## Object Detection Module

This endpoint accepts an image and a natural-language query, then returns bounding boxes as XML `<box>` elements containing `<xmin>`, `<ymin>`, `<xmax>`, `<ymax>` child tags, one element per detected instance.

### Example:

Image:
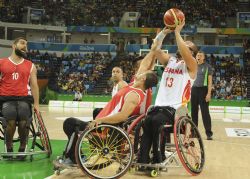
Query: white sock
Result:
<box><xmin>154</xmin><ymin>30</ymin><xmax>166</xmax><ymax>49</ymax></box>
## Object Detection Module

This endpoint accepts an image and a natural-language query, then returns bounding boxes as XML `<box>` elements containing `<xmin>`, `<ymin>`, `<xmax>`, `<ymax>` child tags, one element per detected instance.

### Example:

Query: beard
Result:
<box><xmin>15</xmin><ymin>48</ymin><xmax>27</xmax><ymax>58</ymax></box>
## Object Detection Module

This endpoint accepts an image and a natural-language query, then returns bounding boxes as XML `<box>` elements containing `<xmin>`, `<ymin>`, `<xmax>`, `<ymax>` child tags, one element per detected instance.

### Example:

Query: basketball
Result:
<box><xmin>163</xmin><ymin>8</ymin><xmax>185</xmax><ymax>30</ymax></box>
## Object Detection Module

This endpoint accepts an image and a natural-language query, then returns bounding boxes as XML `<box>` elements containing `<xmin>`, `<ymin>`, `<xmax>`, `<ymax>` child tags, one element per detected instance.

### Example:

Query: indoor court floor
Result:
<box><xmin>1</xmin><ymin>105</ymin><xmax>250</xmax><ymax>179</ymax></box>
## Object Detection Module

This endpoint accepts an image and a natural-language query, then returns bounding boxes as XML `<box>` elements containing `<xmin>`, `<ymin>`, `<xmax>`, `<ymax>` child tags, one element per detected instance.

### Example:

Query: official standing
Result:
<box><xmin>191</xmin><ymin>51</ymin><xmax>213</xmax><ymax>140</ymax></box>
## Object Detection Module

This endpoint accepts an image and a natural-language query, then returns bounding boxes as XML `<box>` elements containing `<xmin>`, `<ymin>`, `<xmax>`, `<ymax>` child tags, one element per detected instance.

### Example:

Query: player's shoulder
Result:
<box><xmin>118</xmin><ymin>80</ymin><xmax>128</xmax><ymax>88</ymax></box>
<box><xmin>0</xmin><ymin>57</ymin><xmax>9</xmax><ymax>61</ymax></box>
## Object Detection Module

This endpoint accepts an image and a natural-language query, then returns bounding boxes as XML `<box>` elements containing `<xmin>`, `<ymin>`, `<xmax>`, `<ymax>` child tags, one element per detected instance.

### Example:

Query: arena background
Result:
<box><xmin>0</xmin><ymin>0</ymin><xmax>250</xmax><ymax>179</ymax></box>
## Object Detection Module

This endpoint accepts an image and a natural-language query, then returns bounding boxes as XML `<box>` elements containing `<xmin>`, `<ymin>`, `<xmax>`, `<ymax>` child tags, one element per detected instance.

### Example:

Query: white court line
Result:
<box><xmin>44</xmin><ymin>169</ymin><xmax>68</xmax><ymax>179</ymax></box>
<box><xmin>211</xmin><ymin>139</ymin><xmax>250</xmax><ymax>147</ymax></box>
<box><xmin>223</xmin><ymin>118</ymin><xmax>250</xmax><ymax>123</ymax></box>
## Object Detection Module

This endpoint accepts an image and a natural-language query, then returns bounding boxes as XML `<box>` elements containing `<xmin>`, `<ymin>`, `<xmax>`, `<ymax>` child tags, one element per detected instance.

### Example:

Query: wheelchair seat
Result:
<box><xmin>0</xmin><ymin>109</ymin><xmax>52</xmax><ymax>161</ymax></box>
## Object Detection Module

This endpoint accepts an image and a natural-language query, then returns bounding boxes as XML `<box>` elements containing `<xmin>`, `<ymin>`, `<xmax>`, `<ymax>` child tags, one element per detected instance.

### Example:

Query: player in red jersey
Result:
<box><xmin>0</xmin><ymin>37</ymin><xmax>39</xmax><ymax>158</ymax></box>
<box><xmin>62</xmin><ymin>43</ymin><xmax>159</xmax><ymax>164</ymax></box>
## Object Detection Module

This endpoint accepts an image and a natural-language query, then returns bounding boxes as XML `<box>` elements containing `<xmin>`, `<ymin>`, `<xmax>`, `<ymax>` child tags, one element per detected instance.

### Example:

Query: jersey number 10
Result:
<box><xmin>12</xmin><ymin>72</ymin><xmax>19</xmax><ymax>80</ymax></box>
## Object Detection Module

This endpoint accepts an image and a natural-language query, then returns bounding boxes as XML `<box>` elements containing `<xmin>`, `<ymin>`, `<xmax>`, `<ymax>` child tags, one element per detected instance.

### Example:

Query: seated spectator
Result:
<box><xmin>73</xmin><ymin>90</ymin><xmax>82</xmax><ymax>101</ymax></box>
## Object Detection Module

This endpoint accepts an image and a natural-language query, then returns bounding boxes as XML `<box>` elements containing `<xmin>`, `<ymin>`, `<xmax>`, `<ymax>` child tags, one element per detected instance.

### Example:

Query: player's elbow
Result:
<box><xmin>119</xmin><ymin>112</ymin><xmax>131</xmax><ymax>122</ymax></box>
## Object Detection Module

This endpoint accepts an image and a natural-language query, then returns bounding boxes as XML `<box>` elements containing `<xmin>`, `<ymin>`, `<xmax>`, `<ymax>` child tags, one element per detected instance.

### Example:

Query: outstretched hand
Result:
<box><xmin>175</xmin><ymin>19</ymin><xmax>185</xmax><ymax>34</ymax></box>
<box><xmin>162</xmin><ymin>27</ymin><xmax>173</xmax><ymax>34</ymax></box>
<box><xmin>87</xmin><ymin>120</ymin><xmax>100</xmax><ymax>129</ymax></box>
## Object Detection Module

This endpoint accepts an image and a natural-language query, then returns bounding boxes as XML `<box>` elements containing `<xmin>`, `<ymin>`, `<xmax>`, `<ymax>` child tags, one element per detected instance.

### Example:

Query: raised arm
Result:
<box><xmin>175</xmin><ymin>20</ymin><xmax>197</xmax><ymax>79</ymax></box>
<box><xmin>136</xmin><ymin>28</ymin><xmax>173</xmax><ymax>74</ymax></box>
<box><xmin>153</xmin><ymin>28</ymin><xmax>172</xmax><ymax>66</ymax></box>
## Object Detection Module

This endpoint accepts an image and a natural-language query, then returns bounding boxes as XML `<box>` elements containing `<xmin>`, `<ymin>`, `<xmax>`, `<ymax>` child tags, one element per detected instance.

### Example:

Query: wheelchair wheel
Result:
<box><xmin>127</xmin><ymin>114</ymin><xmax>145</xmax><ymax>156</ymax></box>
<box><xmin>75</xmin><ymin>124</ymin><xmax>133</xmax><ymax>179</ymax></box>
<box><xmin>174</xmin><ymin>116</ymin><xmax>205</xmax><ymax>175</ymax></box>
<box><xmin>34</xmin><ymin>109</ymin><xmax>52</xmax><ymax>157</ymax></box>
<box><xmin>0</xmin><ymin>121</ymin><xmax>4</xmax><ymax>141</ymax></box>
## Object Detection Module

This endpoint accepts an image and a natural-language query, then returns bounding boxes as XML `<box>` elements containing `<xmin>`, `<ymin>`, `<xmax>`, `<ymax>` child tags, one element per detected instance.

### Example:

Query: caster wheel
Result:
<box><xmin>55</xmin><ymin>170</ymin><xmax>60</xmax><ymax>175</ymax></box>
<box><xmin>151</xmin><ymin>170</ymin><xmax>158</xmax><ymax>177</ymax></box>
<box><xmin>195</xmin><ymin>163</ymin><xmax>200</xmax><ymax>169</ymax></box>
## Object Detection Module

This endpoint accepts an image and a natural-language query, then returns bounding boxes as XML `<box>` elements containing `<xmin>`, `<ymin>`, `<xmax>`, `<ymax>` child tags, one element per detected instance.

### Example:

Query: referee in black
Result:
<box><xmin>191</xmin><ymin>51</ymin><xmax>213</xmax><ymax>140</ymax></box>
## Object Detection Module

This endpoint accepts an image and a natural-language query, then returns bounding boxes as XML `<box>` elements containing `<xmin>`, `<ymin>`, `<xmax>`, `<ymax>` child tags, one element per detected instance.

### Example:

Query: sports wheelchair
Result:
<box><xmin>0</xmin><ymin>109</ymin><xmax>52</xmax><ymax>161</ymax></box>
<box><xmin>56</xmin><ymin>106</ymin><xmax>205</xmax><ymax>178</ymax></box>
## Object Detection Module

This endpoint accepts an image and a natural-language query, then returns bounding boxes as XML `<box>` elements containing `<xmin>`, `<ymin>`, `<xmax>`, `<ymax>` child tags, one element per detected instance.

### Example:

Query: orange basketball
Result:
<box><xmin>163</xmin><ymin>8</ymin><xmax>185</xmax><ymax>30</ymax></box>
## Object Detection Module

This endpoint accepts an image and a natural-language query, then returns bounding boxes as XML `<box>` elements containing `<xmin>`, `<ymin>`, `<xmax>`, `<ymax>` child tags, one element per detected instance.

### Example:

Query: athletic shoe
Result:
<box><xmin>2</xmin><ymin>148</ymin><xmax>13</xmax><ymax>159</ymax></box>
<box><xmin>59</xmin><ymin>158</ymin><xmax>74</xmax><ymax>165</ymax></box>
<box><xmin>16</xmin><ymin>148</ymin><xmax>27</xmax><ymax>161</ymax></box>
<box><xmin>207</xmin><ymin>136</ymin><xmax>213</xmax><ymax>140</ymax></box>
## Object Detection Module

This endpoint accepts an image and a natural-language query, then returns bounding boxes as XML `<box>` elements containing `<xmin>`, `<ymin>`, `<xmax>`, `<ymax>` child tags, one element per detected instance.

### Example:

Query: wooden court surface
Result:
<box><xmin>41</xmin><ymin>106</ymin><xmax>250</xmax><ymax>179</ymax></box>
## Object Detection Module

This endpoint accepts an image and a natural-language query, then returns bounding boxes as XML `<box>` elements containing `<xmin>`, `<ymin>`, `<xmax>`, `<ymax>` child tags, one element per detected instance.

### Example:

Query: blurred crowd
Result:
<box><xmin>29</xmin><ymin>50</ymin><xmax>247</xmax><ymax>100</ymax></box>
<box><xmin>204</xmin><ymin>53</ymin><xmax>246</xmax><ymax>100</ymax></box>
<box><xmin>28</xmin><ymin>51</ymin><xmax>113</xmax><ymax>95</ymax></box>
<box><xmin>0</xmin><ymin>0</ymin><xmax>243</xmax><ymax>28</ymax></box>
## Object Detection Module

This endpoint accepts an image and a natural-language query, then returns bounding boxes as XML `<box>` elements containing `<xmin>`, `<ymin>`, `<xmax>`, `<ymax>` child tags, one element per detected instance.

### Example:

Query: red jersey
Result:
<box><xmin>0</xmin><ymin>57</ymin><xmax>33</xmax><ymax>96</ymax></box>
<box><xmin>130</xmin><ymin>76</ymin><xmax>152</xmax><ymax>114</ymax></box>
<box><xmin>96</xmin><ymin>86</ymin><xmax>145</xmax><ymax>119</ymax></box>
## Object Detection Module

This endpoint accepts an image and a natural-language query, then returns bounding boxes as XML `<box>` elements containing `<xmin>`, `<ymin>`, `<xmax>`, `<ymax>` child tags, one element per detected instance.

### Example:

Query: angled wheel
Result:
<box><xmin>0</xmin><ymin>121</ymin><xmax>4</xmax><ymax>141</ymax></box>
<box><xmin>127</xmin><ymin>114</ymin><xmax>145</xmax><ymax>156</ymax></box>
<box><xmin>33</xmin><ymin>109</ymin><xmax>52</xmax><ymax>157</ymax></box>
<box><xmin>174</xmin><ymin>116</ymin><xmax>205</xmax><ymax>175</ymax></box>
<box><xmin>75</xmin><ymin>124</ymin><xmax>133</xmax><ymax>179</ymax></box>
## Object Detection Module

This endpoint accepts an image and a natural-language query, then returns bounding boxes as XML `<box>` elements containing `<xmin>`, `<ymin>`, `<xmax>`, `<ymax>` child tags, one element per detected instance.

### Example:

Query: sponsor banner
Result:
<box><xmin>94</xmin><ymin>102</ymin><xmax>108</xmax><ymax>108</ymax></box>
<box><xmin>209</xmin><ymin>106</ymin><xmax>225</xmax><ymax>113</ymax></box>
<box><xmin>28</xmin><ymin>42</ymin><xmax>116</xmax><ymax>52</ymax></box>
<box><xmin>64</xmin><ymin>101</ymin><xmax>79</xmax><ymax>108</ymax></box>
<box><xmin>225</xmin><ymin>128</ymin><xmax>250</xmax><ymax>138</ymax></box>
<box><xmin>242</xmin><ymin>107</ymin><xmax>250</xmax><ymax>114</ymax></box>
<box><xmin>126</xmin><ymin>44</ymin><xmax>243</xmax><ymax>54</ymax></box>
<box><xmin>67</xmin><ymin>26</ymin><xmax>197</xmax><ymax>34</ymax></box>
<box><xmin>49</xmin><ymin>100</ymin><xmax>64</xmax><ymax>107</ymax></box>
<box><xmin>79</xmin><ymin>102</ymin><xmax>94</xmax><ymax>108</ymax></box>
<box><xmin>225</xmin><ymin>106</ymin><xmax>241</xmax><ymax>114</ymax></box>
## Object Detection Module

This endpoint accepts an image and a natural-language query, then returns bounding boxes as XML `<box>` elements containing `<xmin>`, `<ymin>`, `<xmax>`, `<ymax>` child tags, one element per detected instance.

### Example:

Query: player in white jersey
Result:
<box><xmin>111</xmin><ymin>66</ymin><xmax>127</xmax><ymax>97</ymax></box>
<box><xmin>138</xmin><ymin>20</ymin><xmax>198</xmax><ymax>165</ymax></box>
<box><xmin>92</xmin><ymin>67</ymin><xmax>128</xmax><ymax>119</ymax></box>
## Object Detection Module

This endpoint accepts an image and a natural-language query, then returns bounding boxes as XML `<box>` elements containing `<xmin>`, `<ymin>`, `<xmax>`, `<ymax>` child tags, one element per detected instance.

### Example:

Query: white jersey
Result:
<box><xmin>112</xmin><ymin>84</ymin><xmax>119</xmax><ymax>97</ymax></box>
<box><xmin>155</xmin><ymin>56</ymin><xmax>194</xmax><ymax>109</ymax></box>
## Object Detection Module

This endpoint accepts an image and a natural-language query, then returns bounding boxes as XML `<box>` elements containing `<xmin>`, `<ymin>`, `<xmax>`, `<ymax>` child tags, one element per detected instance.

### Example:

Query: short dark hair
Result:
<box><xmin>13</xmin><ymin>37</ymin><xmax>27</xmax><ymax>45</ymax></box>
<box><xmin>197</xmin><ymin>50</ymin><xmax>205</xmax><ymax>55</ymax></box>
<box><xmin>144</xmin><ymin>71</ymin><xmax>158</xmax><ymax>89</ymax></box>
<box><xmin>185</xmin><ymin>41</ymin><xmax>198</xmax><ymax>57</ymax></box>
<box><xmin>113</xmin><ymin>66</ymin><xmax>123</xmax><ymax>72</ymax></box>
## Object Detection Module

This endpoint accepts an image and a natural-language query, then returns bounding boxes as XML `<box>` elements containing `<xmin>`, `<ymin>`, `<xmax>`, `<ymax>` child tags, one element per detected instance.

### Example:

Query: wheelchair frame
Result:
<box><xmin>54</xmin><ymin>106</ymin><xmax>205</xmax><ymax>178</ymax></box>
<box><xmin>0</xmin><ymin>109</ymin><xmax>52</xmax><ymax>161</ymax></box>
